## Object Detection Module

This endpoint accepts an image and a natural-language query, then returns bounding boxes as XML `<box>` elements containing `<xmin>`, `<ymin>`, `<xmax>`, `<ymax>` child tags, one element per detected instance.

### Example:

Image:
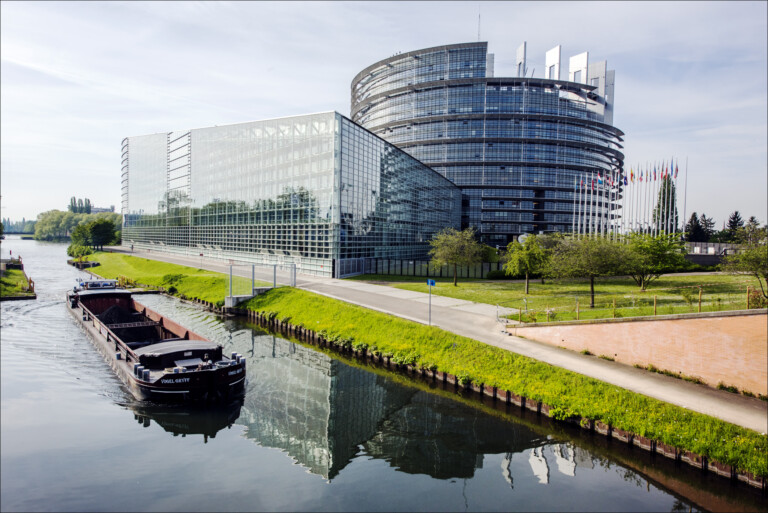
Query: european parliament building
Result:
<box><xmin>121</xmin><ymin>112</ymin><xmax>461</xmax><ymax>277</ymax></box>
<box><xmin>351</xmin><ymin>42</ymin><xmax>625</xmax><ymax>246</ymax></box>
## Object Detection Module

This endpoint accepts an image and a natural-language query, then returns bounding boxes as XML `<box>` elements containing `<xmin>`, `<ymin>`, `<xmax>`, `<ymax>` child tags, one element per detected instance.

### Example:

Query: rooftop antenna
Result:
<box><xmin>477</xmin><ymin>4</ymin><xmax>481</xmax><ymax>41</ymax></box>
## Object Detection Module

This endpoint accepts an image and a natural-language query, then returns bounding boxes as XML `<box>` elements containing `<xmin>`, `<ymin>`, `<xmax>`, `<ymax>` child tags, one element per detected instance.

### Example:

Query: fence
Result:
<box><xmin>226</xmin><ymin>264</ymin><xmax>297</xmax><ymax>298</ymax></box>
<box><xmin>337</xmin><ymin>258</ymin><xmax>502</xmax><ymax>279</ymax></box>
<box><xmin>500</xmin><ymin>281</ymin><xmax>765</xmax><ymax>324</ymax></box>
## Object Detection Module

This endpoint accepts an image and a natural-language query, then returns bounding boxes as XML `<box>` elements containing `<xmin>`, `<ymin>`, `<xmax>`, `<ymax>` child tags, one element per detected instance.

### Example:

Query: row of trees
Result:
<box><xmin>429</xmin><ymin>225</ymin><xmax>767</xmax><ymax>307</ymax></box>
<box><xmin>1</xmin><ymin>217</ymin><xmax>36</xmax><ymax>234</ymax></box>
<box><xmin>66</xmin><ymin>218</ymin><xmax>119</xmax><ymax>261</ymax></box>
<box><xmin>34</xmin><ymin>210</ymin><xmax>121</xmax><ymax>242</ymax></box>
<box><xmin>684</xmin><ymin>210</ymin><xmax>761</xmax><ymax>243</ymax></box>
<box><xmin>68</xmin><ymin>197</ymin><xmax>92</xmax><ymax>214</ymax></box>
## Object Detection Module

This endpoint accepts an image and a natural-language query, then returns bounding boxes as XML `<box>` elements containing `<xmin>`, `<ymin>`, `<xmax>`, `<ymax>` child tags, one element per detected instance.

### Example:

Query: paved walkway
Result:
<box><xmin>107</xmin><ymin>247</ymin><xmax>768</xmax><ymax>433</ymax></box>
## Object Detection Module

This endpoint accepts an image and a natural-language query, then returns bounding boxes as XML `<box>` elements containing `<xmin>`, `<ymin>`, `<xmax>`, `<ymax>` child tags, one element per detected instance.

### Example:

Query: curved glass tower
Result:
<box><xmin>351</xmin><ymin>42</ymin><xmax>625</xmax><ymax>246</ymax></box>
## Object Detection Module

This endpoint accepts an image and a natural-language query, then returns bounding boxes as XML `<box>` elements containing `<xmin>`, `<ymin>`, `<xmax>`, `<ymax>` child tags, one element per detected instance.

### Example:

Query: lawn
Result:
<box><xmin>0</xmin><ymin>269</ymin><xmax>34</xmax><ymax>298</ymax></box>
<box><xmin>88</xmin><ymin>252</ymin><xmax>272</xmax><ymax>303</ymax></box>
<box><xmin>352</xmin><ymin>273</ymin><xmax>765</xmax><ymax>321</ymax></box>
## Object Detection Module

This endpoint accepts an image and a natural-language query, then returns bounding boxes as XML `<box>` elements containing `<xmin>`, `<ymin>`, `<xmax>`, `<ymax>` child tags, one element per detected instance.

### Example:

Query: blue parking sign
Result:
<box><xmin>427</xmin><ymin>279</ymin><xmax>436</xmax><ymax>287</ymax></box>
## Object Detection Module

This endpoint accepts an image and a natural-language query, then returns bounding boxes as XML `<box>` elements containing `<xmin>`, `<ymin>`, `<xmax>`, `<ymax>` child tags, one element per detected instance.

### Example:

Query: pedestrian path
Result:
<box><xmin>110</xmin><ymin>246</ymin><xmax>768</xmax><ymax>433</ymax></box>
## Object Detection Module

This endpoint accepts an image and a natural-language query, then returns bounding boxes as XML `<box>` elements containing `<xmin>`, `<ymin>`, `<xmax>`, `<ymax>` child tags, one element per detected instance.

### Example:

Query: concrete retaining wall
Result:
<box><xmin>508</xmin><ymin>311</ymin><xmax>768</xmax><ymax>395</ymax></box>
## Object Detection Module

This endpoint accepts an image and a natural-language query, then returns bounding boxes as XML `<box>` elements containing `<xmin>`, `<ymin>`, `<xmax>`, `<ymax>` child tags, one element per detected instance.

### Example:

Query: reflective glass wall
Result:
<box><xmin>122</xmin><ymin>112</ymin><xmax>460</xmax><ymax>277</ymax></box>
<box><xmin>351</xmin><ymin>42</ymin><xmax>625</xmax><ymax>246</ymax></box>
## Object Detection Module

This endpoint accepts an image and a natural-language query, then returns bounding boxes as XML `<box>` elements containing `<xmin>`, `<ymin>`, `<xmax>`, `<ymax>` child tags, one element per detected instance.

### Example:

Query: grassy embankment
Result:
<box><xmin>351</xmin><ymin>273</ymin><xmax>765</xmax><ymax>321</ymax></box>
<box><xmin>88</xmin><ymin>252</ymin><xmax>271</xmax><ymax>304</ymax></box>
<box><xmin>88</xmin><ymin>252</ymin><xmax>767</xmax><ymax>477</ymax></box>
<box><xmin>0</xmin><ymin>269</ymin><xmax>34</xmax><ymax>298</ymax></box>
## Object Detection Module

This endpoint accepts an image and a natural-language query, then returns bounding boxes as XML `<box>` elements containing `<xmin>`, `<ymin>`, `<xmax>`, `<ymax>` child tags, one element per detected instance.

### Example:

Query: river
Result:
<box><xmin>1</xmin><ymin>237</ymin><xmax>764</xmax><ymax>512</ymax></box>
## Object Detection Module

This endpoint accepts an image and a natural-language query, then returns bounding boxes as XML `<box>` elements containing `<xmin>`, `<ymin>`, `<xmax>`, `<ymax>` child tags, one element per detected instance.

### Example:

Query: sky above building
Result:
<box><xmin>1</xmin><ymin>1</ymin><xmax>766</xmax><ymax>227</ymax></box>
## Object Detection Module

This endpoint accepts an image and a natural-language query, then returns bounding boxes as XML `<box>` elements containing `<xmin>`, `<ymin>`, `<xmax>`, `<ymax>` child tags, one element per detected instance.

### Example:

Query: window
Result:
<box><xmin>548</xmin><ymin>65</ymin><xmax>556</xmax><ymax>79</ymax></box>
<box><xmin>591</xmin><ymin>77</ymin><xmax>600</xmax><ymax>87</ymax></box>
<box><xmin>573</xmin><ymin>70</ymin><xmax>582</xmax><ymax>83</ymax></box>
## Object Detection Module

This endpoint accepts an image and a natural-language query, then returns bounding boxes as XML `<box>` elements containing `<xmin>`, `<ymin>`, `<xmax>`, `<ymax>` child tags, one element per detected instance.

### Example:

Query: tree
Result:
<box><xmin>546</xmin><ymin>235</ymin><xmax>634</xmax><ymax>308</ymax></box>
<box><xmin>84</xmin><ymin>198</ymin><xmax>92</xmax><ymax>214</ymax></box>
<box><xmin>429</xmin><ymin>227</ymin><xmax>483</xmax><ymax>286</ymax></box>
<box><xmin>722</xmin><ymin>227</ymin><xmax>768</xmax><ymax>299</ymax></box>
<box><xmin>684</xmin><ymin>213</ymin><xmax>706</xmax><ymax>242</ymax></box>
<box><xmin>0</xmin><ymin>221</ymin><xmax>4</xmax><ymax>238</ymax></box>
<box><xmin>626</xmin><ymin>232</ymin><xmax>687</xmax><ymax>290</ymax></box>
<box><xmin>727</xmin><ymin>211</ymin><xmax>744</xmax><ymax>233</ymax></box>
<box><xmin>652</xmin><ymin>176</ymin><xmax>679</xmax><ymax>233</ymax></box>
<box><xmin>503</xmin><ymin>235</ymin><xmax>547</xmax><ymax>294</ymax></box>
<box><xmin>88</xmin><ymin>218</ymin><xmax>116</xmax><ymax>251</ymax></box>
<box><xmin>68</xmin><ymin>197</ymin><xmax>77</xmax><ymax>213</ymax></box>
<box><xmin>699</xmin><ymin>213</ymin><xmax>716</xmax><ymax>241</ymax></box>
<box><xmin>70</xmin><ymin>224</ymin><xmax>91</xmax><ymax>247</ymax></box>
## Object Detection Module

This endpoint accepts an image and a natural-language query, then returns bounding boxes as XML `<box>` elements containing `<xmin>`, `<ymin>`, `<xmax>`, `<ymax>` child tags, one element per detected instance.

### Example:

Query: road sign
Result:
<box><xmin>427</xmin><ymin>279</ymin><xmax>436</xmax><ymax>287</ymax></box>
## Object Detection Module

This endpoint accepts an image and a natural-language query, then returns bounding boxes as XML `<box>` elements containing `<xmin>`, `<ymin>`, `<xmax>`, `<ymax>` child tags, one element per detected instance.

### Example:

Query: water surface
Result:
<box><xmin>1</xmin><ymin>237</ymin><xmax>764</xmax><ymax>512</ymax></box>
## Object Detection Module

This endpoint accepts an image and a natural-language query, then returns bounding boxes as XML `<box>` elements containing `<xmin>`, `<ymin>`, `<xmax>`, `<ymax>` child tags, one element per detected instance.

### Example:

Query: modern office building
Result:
<box><xmin>351</xmin><ymin>42</ymin><xmax>625</xmax><ymax>246</ymax></box>
<box><xmin>121</xmin><ymin>112</ymin><xmax>461</xmax><ymax>277</ymax></box>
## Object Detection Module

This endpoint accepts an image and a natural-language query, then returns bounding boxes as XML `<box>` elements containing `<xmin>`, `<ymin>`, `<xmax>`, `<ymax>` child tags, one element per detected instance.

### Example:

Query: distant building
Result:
<box><xmin>121</xmin><ymin>112</ymin><xmax>460</xmax><ymax>277</ymax></box>
<box><xmin>91</xmin><ymin>206</ymin><xmax>115</xmax><ymax>214</ymax></box>
<box><xmin>351</xmin><ymin>42</ymin><xmax>625</xmax><ymax>245</ymax></box>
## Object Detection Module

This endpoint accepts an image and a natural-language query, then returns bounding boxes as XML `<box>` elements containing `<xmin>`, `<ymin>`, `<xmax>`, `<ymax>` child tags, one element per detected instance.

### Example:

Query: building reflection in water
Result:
<box><xmin>230</xmin><ymin>329</ymin><xmax>605</xmax><ymax>483</ymax></box>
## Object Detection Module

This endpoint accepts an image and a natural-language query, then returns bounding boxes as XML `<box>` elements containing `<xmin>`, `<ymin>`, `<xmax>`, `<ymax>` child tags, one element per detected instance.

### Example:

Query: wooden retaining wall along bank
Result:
<box><xmin>508</xmin><ymin>310</ymin><xmax>768</xmax><ymax>396</ymax></box>
<box><xmin>238</xmin><ymin>307</ymin><xmax>765</xmax><ymax>490</ymax></box>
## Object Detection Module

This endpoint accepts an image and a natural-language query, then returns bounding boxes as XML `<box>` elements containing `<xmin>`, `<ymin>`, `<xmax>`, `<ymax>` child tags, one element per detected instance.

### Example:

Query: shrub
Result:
<box><xmin>486</xmin><ymin>270</ymin><xmax>516</xmax><ymax>280</ymax></box>
<box><xmin>580</xmin><ymin>349</ymin><xmax>593</xmax><ymax>356</ymax></box>
<box><xmin>598</xmin><ymin>354</ymin><xmax>614</xmax><ymax>361</ymax></box>
<box><xmin>748</xmin><ymin>289</ymin><xmax>768</xmax><ymax>309</ymax></box>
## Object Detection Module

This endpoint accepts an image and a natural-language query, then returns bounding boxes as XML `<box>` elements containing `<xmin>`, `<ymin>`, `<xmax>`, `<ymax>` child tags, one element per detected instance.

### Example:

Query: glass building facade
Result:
<box><xmin>121</xmin><ymin>112</ymin><xmax>461</xmax><ymax>277</ymax></box>
<box><xmin>351</xmin><ymin>42</ymin><xmax>625</xmax><ymax>246</ymax></box>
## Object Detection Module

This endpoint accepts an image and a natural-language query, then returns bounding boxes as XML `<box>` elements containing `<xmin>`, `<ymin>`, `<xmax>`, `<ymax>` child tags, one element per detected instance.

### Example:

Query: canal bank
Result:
<box><xmin>103</xmin><ymin>246</ymin><xmax>768</xmax><ymax>435</ymax></box>
<box><xmin>88</xmin><ymin>250</ymin><xmax>767</xmax><ymax>486</ymax></box>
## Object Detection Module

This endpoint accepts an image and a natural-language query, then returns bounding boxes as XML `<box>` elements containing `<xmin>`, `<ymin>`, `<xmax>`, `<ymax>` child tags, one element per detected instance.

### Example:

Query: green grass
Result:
<box><xmin>88</xmin><ymin>252</ymin><xmax>271</xmax><ymax>304</ymax></box>
<box><xmin>92</xmin><ymin>254</ymin><xmax>768</xmax><ymax>477</ymax></box>
<box><xmin>353</xmin><ymin>273</ymin><xmax>765</xmax><ymax>322</ymax></box>
<box><xmin>243</xmin><ymin>287</ymin><xmax>767</xmax><ymax>477</ymax></box>
<box><xmin>0</xmin><ymin>269</ymin><xmax>34</xmax><ymax>298</ymax></box>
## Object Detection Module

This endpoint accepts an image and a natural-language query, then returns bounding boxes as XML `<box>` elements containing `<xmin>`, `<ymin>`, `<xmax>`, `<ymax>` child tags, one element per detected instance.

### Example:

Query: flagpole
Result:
<box><xmin>682</xmin><ymin>156</ymin><xmax>689</xmax><ymax>240</ymax></box>
<box><xmin>572</xmin><ymin>176</ymin><xmax>577</xmax><ymax>235</ymax></box>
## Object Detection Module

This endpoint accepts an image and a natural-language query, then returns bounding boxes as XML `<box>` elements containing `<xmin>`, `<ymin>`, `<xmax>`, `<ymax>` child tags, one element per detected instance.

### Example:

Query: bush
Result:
<box><xmin>748</xmin><ymin>289</ymin><xmax>768</xmax><ymax>309</ymax></box>
<box><xmin>486</xmin><ymin>269</ymin><xmax>517</xmax><ymax>280</ymax></box>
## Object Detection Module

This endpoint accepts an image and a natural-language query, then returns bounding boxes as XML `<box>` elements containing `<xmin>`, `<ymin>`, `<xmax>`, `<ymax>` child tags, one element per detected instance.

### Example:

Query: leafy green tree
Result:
<box><xmin>88</xmin><ymin>218</ymin><xmax>116</xmax><ymax>250</ymax></box>
<box><xmin>626</xmin><ymin>232</ymin><xmax>687</xmax><ymax>290</ymax></box>
<box><xmin>0</xmin><ymin>221</ymin><xmax>4</xmax><ymax>238</ymax></box>
<box><xmin>722</xmin><ymin>227</ymin><xmax>768</xmax><ymax>299</ymax></box>
<box><xmin>503</xmin><ymin>235</ymin><xmax>547</xmax><ymax>294</ymax></box>
<box><xmin>84</xmin><ymin>198</ymin><xmax>91</xmax><ymax>214</ymax></box>
<box><xmin>546</xmin><ymin>235</ymin><xmax>634</xmax><ymax>308</ymax></box>
<box><xmin>429</xmin><ymin>227</ymin><xmax>483</xmax><ymax>286</ymax></box>
<box><xmin>68</xmin><ymin>197</ymin><xmax>77</xmax><ymax>213</ymax></box>
<box><xmin>70</xmin><ymin>224</ymin><xmax>91</xmax><ymax>247</ymax></box>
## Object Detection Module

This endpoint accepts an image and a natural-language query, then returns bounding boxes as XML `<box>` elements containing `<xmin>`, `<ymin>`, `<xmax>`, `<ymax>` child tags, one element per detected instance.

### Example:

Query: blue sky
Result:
<box><xmin>1</xmin><ymin>1</ymin><xmax>766</xmax><ymax>227</ymax></box>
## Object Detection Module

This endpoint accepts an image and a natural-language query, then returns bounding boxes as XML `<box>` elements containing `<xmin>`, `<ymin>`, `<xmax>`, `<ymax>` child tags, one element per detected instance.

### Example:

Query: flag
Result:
<box><xmin>591</xmin><ymin>179</ymin><xmax>595</xmax><ymax>190</ymax></box>
<box><xmin>630</xmin><ymin>168</ymin><xmax>634</xmax><ymax>182</ymax></box>
<box><xmin>597</xmin><ymin>174</ymin><xmax>603</xmax><ymax>185</ymax></box>
<box><xmin>623</xmin><ymin>175</ymin><xmax>628</xmax><ymax>185</ymax></box>
<box><xmin>674</xmin><ymin>162</ymin><xmax>679</xmax><ymax>179</ymax></box>
<box><xmin>653</xmin><ymin>166</ymin><xmax>657</xmax><ymax>181</ymax></box>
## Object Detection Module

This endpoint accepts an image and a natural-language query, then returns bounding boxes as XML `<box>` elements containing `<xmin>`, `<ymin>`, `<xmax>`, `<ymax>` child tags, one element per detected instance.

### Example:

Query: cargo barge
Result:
<box><xmin>67</xmin><ymin>280</ymin><xmax>246</xmax><ymax>403</ymax></box>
